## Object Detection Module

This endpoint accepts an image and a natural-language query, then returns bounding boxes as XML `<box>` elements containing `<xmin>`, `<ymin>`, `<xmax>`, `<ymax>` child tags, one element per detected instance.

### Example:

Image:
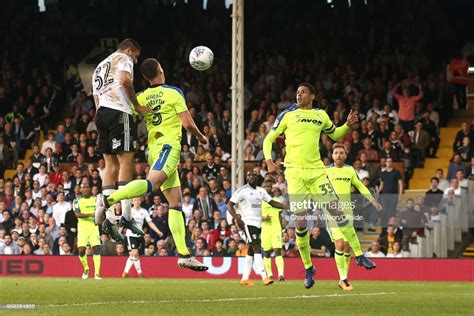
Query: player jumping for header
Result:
<box><xmin>263</xmin><ymin>83</ymin><xmax>374</xmax><ymax>289</ymax></box>
<box><xmin>96</xmin><ymin>58</ymin><xmax>208</xmax><ymax>271</ymax></box>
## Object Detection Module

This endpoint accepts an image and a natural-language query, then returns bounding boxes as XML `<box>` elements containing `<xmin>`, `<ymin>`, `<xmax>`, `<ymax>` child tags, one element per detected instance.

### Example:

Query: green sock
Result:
<box><xmin>335</xmin><ymin>251</ymin><xmax>347</xmax><ymax>281</ymax></box>
<box><xmin>295</xmin><ymin>228</ymin><xmax>312</xmax><ymax>269</ymax></box>
<box><xmin>108</xmin><ymin>180</ymin><xmax>151</xmax><ymax>205</ymax></box>
<box><xmin>339</xmin><ymin>226</ymin><xmax>363</xmax><ymax>256</ymax></box>
<box><xmin>169</xmin><ymin>208</ymin><xmax>190</xmax><ymax>256</ymax></box>
<box><xmin>93</xmin><ymin>255</ymin><xmax>101</xmax><ymax>276</ymax></box>
<box><xmin>264</xmin><ymin>256</ymin><xmax>273</xmax><ymax>277</ymax></box>
<box><xmin>79</xmin><ymin>255</ymin><xmax>89</xmax><ymax>271</ymax></box>
<box><xmin>344</xmin><ymin>253</ymin><xmax>351</xmax><ymax>277</ymax></box>
<box><xmin>275</xmin><ymin>255</ymin><xmax>284</xmax><ymax>277</ymax></box>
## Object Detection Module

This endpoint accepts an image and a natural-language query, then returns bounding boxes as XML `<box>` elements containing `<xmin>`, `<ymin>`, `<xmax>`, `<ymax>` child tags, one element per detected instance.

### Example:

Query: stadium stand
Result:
<box><xmin>0</xmin><ymin>0</ymin><xmax>473</xmax><ymax>260</ymax></box>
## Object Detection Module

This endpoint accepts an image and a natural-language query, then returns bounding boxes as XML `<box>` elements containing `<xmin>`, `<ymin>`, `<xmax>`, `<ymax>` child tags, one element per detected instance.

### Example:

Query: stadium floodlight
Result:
<box><xmin>38</xmin><ymin>0</ymin><xmax>46</xmax><ymax>12</ymax></box>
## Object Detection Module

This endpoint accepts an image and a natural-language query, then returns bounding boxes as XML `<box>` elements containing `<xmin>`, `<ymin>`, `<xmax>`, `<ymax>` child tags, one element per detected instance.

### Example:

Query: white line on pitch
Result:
<box><xmin>42</xmin><ymin>292</ymin><xmax>396</xmax><ymax>308</ymax></box>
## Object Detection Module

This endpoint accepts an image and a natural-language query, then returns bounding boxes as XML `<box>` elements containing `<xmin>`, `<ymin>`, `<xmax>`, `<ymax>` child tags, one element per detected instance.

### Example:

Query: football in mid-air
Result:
<box><xmin>189</xmin><ymin>46</ymin><xmax>214</xmax><ymax>71</ymax></box>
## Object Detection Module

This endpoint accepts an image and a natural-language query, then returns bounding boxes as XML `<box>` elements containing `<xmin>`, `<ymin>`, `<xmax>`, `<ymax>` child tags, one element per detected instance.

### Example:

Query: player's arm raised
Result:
<box><xmin>263</xmin><ymin>113</ymin><xmax>288</xmax><ymax>174</ymax></box>
<box><xmin>179</xmin><ymin>111</ymin><xmax>208</xmax><ymax>144</ymax></box>
<box><xmin>119</xmin><ymin>71</ymin><xmax>150</xmax><ymax>114</ymax></box>
<box><xmin>324</xmin><ymin>109</ymin><xmax>358</xmax><ymax>141</ymax></box>
<box><xmin>351</xmin><ymin>170</ymin><xmax>382</xmax><ymax>211</ymax></box>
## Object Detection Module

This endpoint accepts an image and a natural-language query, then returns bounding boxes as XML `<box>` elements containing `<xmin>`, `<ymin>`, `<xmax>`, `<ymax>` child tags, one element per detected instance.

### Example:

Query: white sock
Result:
<box><xmin>118</xmin><ymin>185</ymin><xmax>133</xmax><ymax>221</ymax></box>
<box><xmin>105</xmin><ymin>206</ymin><xmax>117</xmax><ymax>225</ymax></box>
<box><xmin>103</xmin><ymin>188</ymin><xmax>115</xmax><ymax>196</ymax></box>
<box><xmin>253</xmin><ymin>253</ymin><xmax>267</xmax><ymax>280</ymax></box>
<box><xmin>124</xmin><ymin>256</ymin><xmax>133</xmax><ymax>273</ymax></box>
<box><xmin>132</xmin><ymin>257</ymin><xmax>142</xmax><ymax>273</ymax></box>
<box><xmin>242</xmin><ymin>255</ymin><xmax>253</xmax><ymax>280</ymax></box>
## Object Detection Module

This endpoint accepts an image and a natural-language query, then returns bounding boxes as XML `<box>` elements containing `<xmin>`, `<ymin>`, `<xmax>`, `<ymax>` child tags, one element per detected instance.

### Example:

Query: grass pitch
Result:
<box><xmin>0</xmin><ymin>277</ymin><xmax>472</xmax><ymax>315</ymax></box>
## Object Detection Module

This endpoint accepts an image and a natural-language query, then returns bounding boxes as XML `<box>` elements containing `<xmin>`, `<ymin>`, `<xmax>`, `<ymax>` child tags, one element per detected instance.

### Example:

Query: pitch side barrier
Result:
<box><xmin>0</xmin><ymin>256</ymin><xmax>473</xmax><ymax>281</ymax></box>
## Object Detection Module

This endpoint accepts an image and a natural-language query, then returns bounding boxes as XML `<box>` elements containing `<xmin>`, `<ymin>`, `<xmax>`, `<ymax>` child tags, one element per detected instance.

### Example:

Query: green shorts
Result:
<box><xmin>285</xmin><ymin>167</ymin><xmax>339</xmax><ymax>214</ymax></box>
<box><xmin>327</xmin><ymin>227</ymin><xmax>348</xmax><ymax>242</ymax></box>
<box><xmin>78</xmin><ymin>227</ymin><xmax>101</xmax><ymax>247</ymax></box>
<box><xmin>148</xmin><ymin>142</ymin><xmax>181</xmax><ymax>191</ymax></box>
<box><xmin>261</xmin><ymin>225</ymin><xmax>283</xmax><ymax>251</ymax></box>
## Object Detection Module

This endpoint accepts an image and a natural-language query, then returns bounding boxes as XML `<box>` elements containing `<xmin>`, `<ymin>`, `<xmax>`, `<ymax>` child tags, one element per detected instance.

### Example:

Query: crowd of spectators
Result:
<box><xmin>0</xmin><ymin>0</ymin><xmax>473</xmax><ymax>258</ymax></box>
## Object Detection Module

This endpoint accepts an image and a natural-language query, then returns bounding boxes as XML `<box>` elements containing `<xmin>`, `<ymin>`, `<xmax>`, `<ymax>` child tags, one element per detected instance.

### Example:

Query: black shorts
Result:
<box><xmin>96</xmin><ymin>107</ymin><xmax>135</xmax><ymax>155</ymax></box>
<box><xmin>126</xmin><ymin>236</ymin><xmax>144</xmax><ymax>255</ymax></box>
<box><xmin>243</xmin><ymin>225</ymin><xmax>261</xmax><ymax>245</ymax></box>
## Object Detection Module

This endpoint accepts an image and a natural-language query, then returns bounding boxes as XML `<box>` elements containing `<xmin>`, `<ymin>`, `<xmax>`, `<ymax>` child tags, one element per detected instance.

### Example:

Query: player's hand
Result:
<box><xmin>346</xmin><ymin>109</ymin><xmax>358</xmax><ymax>127</ymax></box>
<box><xmin>135</xmin><ymin>104</ymin><xmax>153</xmax><ymax>114</ymax></box>
<box><xmin>372</xmin><ymin>201</ymin><xmax>383</xmax><ymax>211</ymax></box>
<box><xmin>262</xmin><ymin>215</ymin><xmax>272</xmax><ymax>222</ymax></box>
<box><xmin>266</xmin><ymin>160</ymin><xmax>281</xmax><ymax>175</ymax></box>
<box><xmin>198</xmin><ymin>134</ymin><xmax>208</xmax><ymax>145</ymax></box>
<box><xmin>235</xmin><ymin>215</ymin><xmax>245</xmax><ymax>230</ymax></box>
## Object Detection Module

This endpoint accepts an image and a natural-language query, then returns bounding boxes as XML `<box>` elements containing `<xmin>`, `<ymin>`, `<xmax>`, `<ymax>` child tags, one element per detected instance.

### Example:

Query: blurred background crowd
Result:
<box><xmin>0</xmin><ymin>0</ymin><xmax>473</xmax><ymax>258</ymax></box>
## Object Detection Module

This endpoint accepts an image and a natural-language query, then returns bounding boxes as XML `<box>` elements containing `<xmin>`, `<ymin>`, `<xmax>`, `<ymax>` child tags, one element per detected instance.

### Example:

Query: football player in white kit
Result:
<box><xmin>92</xmin><ymin>38</ymin><xmax>150</xmax><ymax>240</ymax></box>
<box><xmin>122</xmin><ymin>198</ymin><xmax>164</xmax><ymax>278</ymax></box>
<box><xmin>227</xmin><ymin>170</ymin><xmax>287</xmax><ymax>286</ymax></box>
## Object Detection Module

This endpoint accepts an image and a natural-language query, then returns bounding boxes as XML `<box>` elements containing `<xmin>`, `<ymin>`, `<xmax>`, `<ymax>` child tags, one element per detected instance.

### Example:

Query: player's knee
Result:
<box><xmin>264</xmin><ymin>250</ymin><xmax>272</xmax><ymax>258</ymax></box>
<box><xmin>335</xmin><ymin>239</ymin><xmax>345</xmax><ymax>251</ymax></box>
<box><xmin>274</xmin><ymin>248</ymin><xmax>282</xmax><ymax>256</ymax></box>
<box><xmin>79</xmin><ymin>249</ymin><xmax>86</xmax><ymax>256</ymax></box>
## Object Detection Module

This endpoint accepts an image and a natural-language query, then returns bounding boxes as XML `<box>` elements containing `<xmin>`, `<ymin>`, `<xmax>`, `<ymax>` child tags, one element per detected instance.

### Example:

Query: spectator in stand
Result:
<box><xmin>41</xmin><ymin>132</ymin><xmax>56</xmax><ymax>155</ymax></box>
<box><xmin>466</xmin><ymin>157</ymin><xmax>474</xmax><ymax>179</ymax></box>
<box><xmin>452</xmin><ymin>122</ymin><xmax>474</xmax><ymax>153</ymax></box>
<box><xmin>435</xmin><ymin>169</ymin><xmax>450</xmax><ymax>192</ymax></box>
<box><xmin>448</xmin><ymin>54</ymin><xmax>469</xmax><ymax>109</ymax></box>
<box><xmin>358</xmin><ymin>138</ymin><xmax>378</xmax><ymax>161</ymax></box>
<box><xmin>309</xmin><ymin>227</ymin><xmax>332</xmax><ymax>257</ymax></box>
<box><xmin>400</xmin><ymin>200</ymin><xmax>425</xmax><ymax>251</ymax></box>
<box><xmin>0</xmin><ymin>233</ymin><xmax>21</xmax><ymax>255</ymax></box>
<box><xmin>193</xmin><ymin>187</ymin><xmax>218</xmax><ymax>221</ymax></box>
<box><xmin>391</xmin><ymin>81</ymin><xmax>424</xmax><ymax>132</ymax></box>
<box><xmin>379</xmin><ymin>140</ymin><xmax>400</xmax><ymax>162</ymax></box>
<box><xmin>424</xmin><ymin>177</ymin><xmax>444</xmax><ymax>211</ymax></box>
<box><xmin>378</xmin><ymin>158</ymin><xmax>403</xmax><ymax>226</ymax></box>
<box><xmin>52</xmin><ymin>192</ymin><xmax>71</xmax><ymax>226</ymax></box>
<box><xmin>456</xmin><ymin>137</ymin><xmax>471</xmax><ymax>162</ymax></box>
<box><xmin>410</xmin><ymin>121</ymin><xmax>430</xmax><ymax>167</ymax></box>
<box><xmin>418</xmin><ymin>111</ymin><xmax>439</xmax><ymax>158</ymax></box>
<box><xmin>447</xmin><ymin>154</ymin><xmax>466</xmax><ymax>181</ymax></box>
<box><xmin>386</xmin><ymin>242</ymin><xmax>403</xmax><ymax>258</ymax></box>
<box><xmin>365</xmin><ymin>241</ymin><xmax>385</xmax><ymax>258</ymax></box>
<box><xmin>378</xmin><ymin>225</ymin><xmax>402</xmax><ymax>255</ymax></box>
<box><xmin>455</xmin><ymin>170</ymin><xmax>468</xmax><ymax>188</ymax></box>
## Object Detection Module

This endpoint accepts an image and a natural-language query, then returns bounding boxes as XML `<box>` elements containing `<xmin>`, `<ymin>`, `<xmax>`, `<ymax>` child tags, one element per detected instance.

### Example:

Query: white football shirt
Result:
<box><xmin>92</xmin><ymin>52</ymin><xmax>134</xmax><ymax>114</ymax></box>
<box><xmin>230</xmin><ymin>184</ymin><xmax>272</xmax><ymax>228</ymax></box>
<box><xmin>126</xmin><ymin>207</ymin><xmax>152</xmax><ymax>237</ymax></box>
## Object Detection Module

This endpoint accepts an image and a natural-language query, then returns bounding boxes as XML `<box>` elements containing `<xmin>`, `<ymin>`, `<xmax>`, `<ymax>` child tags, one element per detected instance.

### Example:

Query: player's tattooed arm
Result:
<box><xmin>119</xmin><ymin>71</ymin><xmax>150</xmax><ymax>114</ymax></box>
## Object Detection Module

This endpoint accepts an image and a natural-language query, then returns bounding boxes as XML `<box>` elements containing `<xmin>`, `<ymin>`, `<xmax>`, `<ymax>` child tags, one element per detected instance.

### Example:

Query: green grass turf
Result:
<box><xmin>0</xmin><ymin>277</ymin><xmax>472</xmax><ymax>315</ymax></box>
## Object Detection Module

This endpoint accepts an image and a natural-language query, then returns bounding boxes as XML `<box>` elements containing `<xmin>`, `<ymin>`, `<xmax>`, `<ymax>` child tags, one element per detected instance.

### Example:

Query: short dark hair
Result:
<box><xmin>298</xmin><ymin>82</ymin><xmax>316</xmax><ymax>95</ymax></box>
<box><xmin>431</xmin><ymin>177</ymin><xmax>439</xmax><ymax>183</ymax></box>
<box><xmin>117</xmin><ymin>38</ymin><xmax>141</xmax><ymax>52</ymax></box>
<box><xmin>332</xmin><ymin>143</ymin><xmax>346</xmax><ymax>151</ymax></box>
<box><xmin>140</xmin><ymin>58</ymin><xmax>160</xmax><ymax>80</ymax></box>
